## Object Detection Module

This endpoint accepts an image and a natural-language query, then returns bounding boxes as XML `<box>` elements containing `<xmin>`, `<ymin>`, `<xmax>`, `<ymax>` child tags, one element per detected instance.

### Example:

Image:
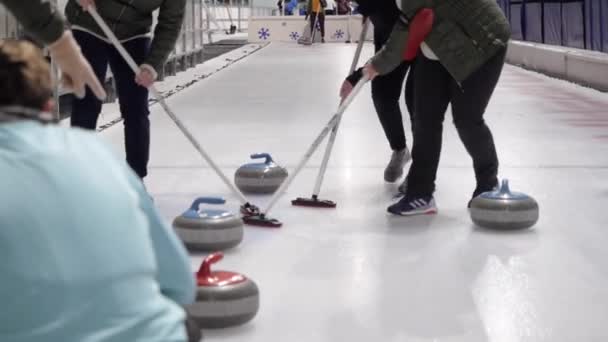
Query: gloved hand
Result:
<box><xmin>48</xmin><ymin>30</ymin><xmax>106</xmax><ymax>100</ymax></box>
<box><xmin>135</xmin><ymin>64</ymin><xmax>158</xmax><ymax>88</ymax></box>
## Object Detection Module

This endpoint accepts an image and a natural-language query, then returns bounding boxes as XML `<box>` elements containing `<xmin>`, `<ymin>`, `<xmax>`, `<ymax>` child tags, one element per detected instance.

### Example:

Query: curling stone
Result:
<box><xmin>186</xmin><ymin>252</ymin><xmax>260</xmax><ymax>329</ymax></box>
<box><xmin>234</xmin><ymin>153</ymin><xmax>288</xmax><ymax>194</ymax></box>
<box><xmin>173</xmin><ymin>197</ymin><xmax>244</xmax><ymax>251</ymax></box>
<box><xmin>469</xmin><ymin>179</ymin><xmax>539</xmax><ymax>230</ymax></box>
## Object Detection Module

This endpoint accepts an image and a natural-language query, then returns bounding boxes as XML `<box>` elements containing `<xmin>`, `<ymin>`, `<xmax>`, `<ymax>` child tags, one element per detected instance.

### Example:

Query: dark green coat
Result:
<box><xmin>1</xmin><ymin>0</ymin><xmax>66</xmax><ymax>44</ymax></box>
<box><xmin>371</xmin><ymin>0</ymin><xmax>511</xmax><ymax>83</ymax></box>
<box><xmin>65</xmin><ymin>0</ymin><xmax>186</xmax><ymax>72</ymax></box>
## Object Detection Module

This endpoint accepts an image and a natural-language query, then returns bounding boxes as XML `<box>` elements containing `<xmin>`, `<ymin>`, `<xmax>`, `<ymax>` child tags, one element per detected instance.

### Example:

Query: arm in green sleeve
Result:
<box><xmin>144</xmin><ymin>0</ymin><xmax>186</xmax><ymax>73</ymax></box>
<box><xmin>1</xmin><ymin>0</ymin><xmax>66</xmax><ymax>45</ymax></box>
<box><xmin>369</xmin><ymin>16</ymin><xmax>409</xmax><ymax>76</ymax></box>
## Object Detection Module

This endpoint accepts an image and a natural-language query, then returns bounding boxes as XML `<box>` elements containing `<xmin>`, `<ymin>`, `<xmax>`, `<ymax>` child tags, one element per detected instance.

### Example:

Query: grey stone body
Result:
<box><xmin>186</xmin><ymin>279</ymin><xmax>260</xmax><ymax>329</ymax></box>
<box><xmin>234</xmin><ymin>163</ymin><xmax>288</xmax><ymax>194</ymax></box>
<box><xmin>173</xmin><ymin>213</ymin><xmax>243</xmax><ymax>251</ymax></box>
<box><xmin>470</xmin><ymin>197</ymin><xmax>539</xmax><ymax>230</ymax></box>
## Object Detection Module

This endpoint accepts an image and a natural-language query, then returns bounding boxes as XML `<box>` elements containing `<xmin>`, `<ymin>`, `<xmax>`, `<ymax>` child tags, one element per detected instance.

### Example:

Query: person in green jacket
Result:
<box><xmin>362</xmin><ymin>0</ymin><xmax>511</xmax><ymax>216</ymax></box>
<box><xmin>0</xmin><ymin>0</ymin><xmax>106</xmax><ymax>100</ymax></box>
<box><xmin>66</xmin><ymin>0</ymin><xmax>186</xmax><ymax>180</ymax></box>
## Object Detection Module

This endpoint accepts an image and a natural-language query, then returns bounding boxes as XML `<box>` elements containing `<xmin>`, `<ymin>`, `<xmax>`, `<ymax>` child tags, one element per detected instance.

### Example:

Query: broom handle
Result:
<box><xmin>311</xmin><ymin>18</ymin><xmax>369</xmax><ymax>197</ymax></box>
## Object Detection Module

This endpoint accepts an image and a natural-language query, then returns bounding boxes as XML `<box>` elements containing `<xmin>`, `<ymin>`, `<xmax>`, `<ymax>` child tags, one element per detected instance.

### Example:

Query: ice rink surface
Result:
<box><xmin>102</xmin><ymin>42</ymin><xmax>608</xmax><ymax>341</ymax></box>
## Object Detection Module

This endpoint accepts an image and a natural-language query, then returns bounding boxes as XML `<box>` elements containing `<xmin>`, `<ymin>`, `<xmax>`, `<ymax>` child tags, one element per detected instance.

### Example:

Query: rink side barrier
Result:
<box><xmin>506</xmin><ymin>40</ymin><xmax>608</xmax><ymax>92</ymax></box>
<box><xmin>247</xmin><ymin>15</ymin><xmax>374</xmax><ymax>43</ymax></box>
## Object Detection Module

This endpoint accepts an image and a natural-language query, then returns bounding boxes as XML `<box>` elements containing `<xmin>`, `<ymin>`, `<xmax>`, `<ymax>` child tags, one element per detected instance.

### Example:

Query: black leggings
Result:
<box><xmin>371</xmin><ymin>62</ymin><xmax>413</xmax><ymax>151</ymax></box>
<box><xmin>370</xmin><ymin>27</ymin><xmax>414</xmax><ymax>152</ymax></box>
<box><xmin>405</xmin><ymin>49</ymin><xmax>506</xmax><ymax>198</ymax></box>
<box><xmin>309</xmin><ymin>12</ymin><xmax>325</xmax><ymax>38</ymax></box>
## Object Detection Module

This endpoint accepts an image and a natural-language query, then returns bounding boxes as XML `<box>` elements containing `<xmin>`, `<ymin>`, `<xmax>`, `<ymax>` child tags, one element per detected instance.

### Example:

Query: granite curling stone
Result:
<box><xmin>234</xmin><ymin>153</ymin><xmax>288</xmax><ymax>194</ymax></box>
<box><xmin>469</xmin><ymin>179</ymin><xmax>539</xmax><ymax>230</ymax></box>
<box><xmin>173</xmin><ymin>197</ymin><xmax>244</xmax><ymax>251</ymax></box>
<box><xmin>186</xmin><ymin>252</ymin><xmax>260</xmax><ymax>329</ymax></box>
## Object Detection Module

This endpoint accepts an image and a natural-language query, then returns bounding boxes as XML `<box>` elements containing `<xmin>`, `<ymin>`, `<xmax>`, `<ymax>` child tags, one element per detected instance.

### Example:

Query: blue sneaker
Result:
<box><xmin>387</xmin><ymin>196</ymin><xmax>437</xmax><ymax>216</ymax></box>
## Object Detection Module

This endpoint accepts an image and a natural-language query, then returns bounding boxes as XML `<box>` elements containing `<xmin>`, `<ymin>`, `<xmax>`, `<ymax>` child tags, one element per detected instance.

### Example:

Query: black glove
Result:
<box><xmin>345</xmin><ymin>67</ymin><xmax>364</xmax><ymax>86</ymax></box>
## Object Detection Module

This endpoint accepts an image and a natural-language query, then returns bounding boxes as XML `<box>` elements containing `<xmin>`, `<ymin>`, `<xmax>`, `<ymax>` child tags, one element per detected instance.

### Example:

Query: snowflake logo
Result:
<box><xmin>289</xmin><ymin>31</ymin><xmax>300</xmax><ymax>40</ymax></box>
<box><xmin>333</xmin><ymin>29</ymin><xmax>345</xmax><ymax>39</ymax></box>
<box><xmin>258</xmin><ymin>27</ymin><xmax>270</xmax><ymax>40</ymax></box>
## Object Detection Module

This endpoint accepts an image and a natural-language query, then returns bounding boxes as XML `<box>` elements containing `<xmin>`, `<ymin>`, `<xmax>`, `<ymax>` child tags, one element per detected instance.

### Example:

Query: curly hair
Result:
<box><xmin>0</xmin><ymin>39</ymin><xmax>52</xmax><ymax>109</ymax></box>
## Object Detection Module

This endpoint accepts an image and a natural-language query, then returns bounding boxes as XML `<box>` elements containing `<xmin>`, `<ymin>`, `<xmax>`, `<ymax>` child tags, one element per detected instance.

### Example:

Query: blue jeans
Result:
<box><xmin>71</xmin><ymin>30</ymin><xmax>151</xmax><ymax>179</ymax></box>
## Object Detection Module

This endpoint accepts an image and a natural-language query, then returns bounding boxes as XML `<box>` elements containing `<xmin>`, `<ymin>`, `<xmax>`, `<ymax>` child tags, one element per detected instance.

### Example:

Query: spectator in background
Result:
<box><xmin>277</xmin><ymin>0</ymin><xmax>283</xmax><ymax>15</ymax></box>
<box><xmin>325</xmin><ymin>0</ymin><xmax>336</xmax><ymax>15</ymax></box>
<box><xmin>336</xmin><ymin>0</ymin><xmax>351</xmax><ymax>15</ymax></box>
<box><xmin>285</xmin><ymin>0</ymin><xmax>298</xmax><ymax>15</ymax></box>
<box><xmin>307</xmin><ymin>0</ymin><xmax>327</xmax><ymax>42</ymax></box>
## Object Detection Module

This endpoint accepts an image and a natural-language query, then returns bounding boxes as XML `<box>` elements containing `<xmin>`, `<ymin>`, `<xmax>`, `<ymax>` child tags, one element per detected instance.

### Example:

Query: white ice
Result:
<box><xmin>101</xmin><ymin>42</ymin><xmax>608</xmax><ymax>342</ymax></box>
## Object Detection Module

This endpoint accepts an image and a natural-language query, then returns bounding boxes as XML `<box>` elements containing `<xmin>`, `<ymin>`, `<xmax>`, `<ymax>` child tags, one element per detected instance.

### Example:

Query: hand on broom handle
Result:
<box><xmin>86</xmin><ymin>7</ymin><xmax>253</xmax><ymax>207</ymax></box>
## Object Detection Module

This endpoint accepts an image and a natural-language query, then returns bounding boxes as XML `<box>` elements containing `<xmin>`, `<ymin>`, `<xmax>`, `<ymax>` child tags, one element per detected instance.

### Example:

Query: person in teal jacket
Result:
<box><xmin>0</xmin><ymin>40</ymin><xmax>197</xmax><ymax>342</ymax></box>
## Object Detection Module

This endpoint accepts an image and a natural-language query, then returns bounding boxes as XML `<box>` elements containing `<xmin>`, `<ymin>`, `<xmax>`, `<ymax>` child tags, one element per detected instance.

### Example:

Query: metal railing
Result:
<box><xmin>0</xmin><ymin>0</ymin><xmax>274</xmax><ymax>117</ymax></box>
<box><xmin>0</xmin><ymin>0</ymin><xmax>275</xmax><ymax>54</ymax></box>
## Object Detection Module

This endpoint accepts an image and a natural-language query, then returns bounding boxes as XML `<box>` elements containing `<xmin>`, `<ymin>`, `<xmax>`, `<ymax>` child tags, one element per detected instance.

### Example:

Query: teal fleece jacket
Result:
<box><xmin>0</xmin><ymin>119</ymin><xmax>196</xmax><ymax>342</ymax></box>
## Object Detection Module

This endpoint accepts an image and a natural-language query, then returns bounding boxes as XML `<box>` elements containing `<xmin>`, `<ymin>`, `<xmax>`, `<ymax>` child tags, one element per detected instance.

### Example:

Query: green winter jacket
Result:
<box><xmin>371</xmin><ymin>0</ymin><xmax>511</xmax><ymax>83</ymax></box>
<box><xmin>64</xmin><ymin>0</ymin><xmax>186</xmax><ymax>72</ymax></box>
<box><xmin>0</xmin><ymin>0</ymin><xmax>66</xmax><ymax>44</ymax></box>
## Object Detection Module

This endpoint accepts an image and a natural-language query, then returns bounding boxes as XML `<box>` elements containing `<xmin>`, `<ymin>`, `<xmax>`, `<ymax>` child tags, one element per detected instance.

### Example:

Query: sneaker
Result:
<box><xmin>387</xmin><ymin>196</ymin><xmax>437</xmax><ymax>216</ymax></box>
<box><xmin>384</xmin><ymin>148</ymin><xmax>411</xmax><ymax>183</ymax></box>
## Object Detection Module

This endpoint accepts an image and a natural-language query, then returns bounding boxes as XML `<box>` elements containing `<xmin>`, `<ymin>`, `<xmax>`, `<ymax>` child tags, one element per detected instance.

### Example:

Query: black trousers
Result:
<box><xmin>405</xmin><ymin>49</ymin><xmax>506</xmax><ymax>198</ymax></box>
<box><xmin>309</xmin><ymin>12</ymin><xmax>325</xmax><ymax>38</ymax></box>
<box><xmin>370</xmin><ymin>29</ymin><xmax>414</xmax><ymax>151</ymax></box>
<box><xmin>71</xmin><ymin>30</ymin><xmax>151</xmax><ymax>179</ymax></box>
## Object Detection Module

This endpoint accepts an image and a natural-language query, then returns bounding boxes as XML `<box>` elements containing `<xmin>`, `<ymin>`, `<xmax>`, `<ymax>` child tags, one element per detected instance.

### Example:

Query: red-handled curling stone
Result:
<box><xmin>186</xmin><ymin>252</ymin><xmax>260</xmax><ymax>329</ymax></box>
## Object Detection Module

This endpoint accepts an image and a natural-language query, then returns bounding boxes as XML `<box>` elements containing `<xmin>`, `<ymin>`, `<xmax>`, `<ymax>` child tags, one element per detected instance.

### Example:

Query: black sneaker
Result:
<box><xmin>387</xmin><ymin>195</ymin><xmax>437</xmax><ymax>216</ymax></box>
